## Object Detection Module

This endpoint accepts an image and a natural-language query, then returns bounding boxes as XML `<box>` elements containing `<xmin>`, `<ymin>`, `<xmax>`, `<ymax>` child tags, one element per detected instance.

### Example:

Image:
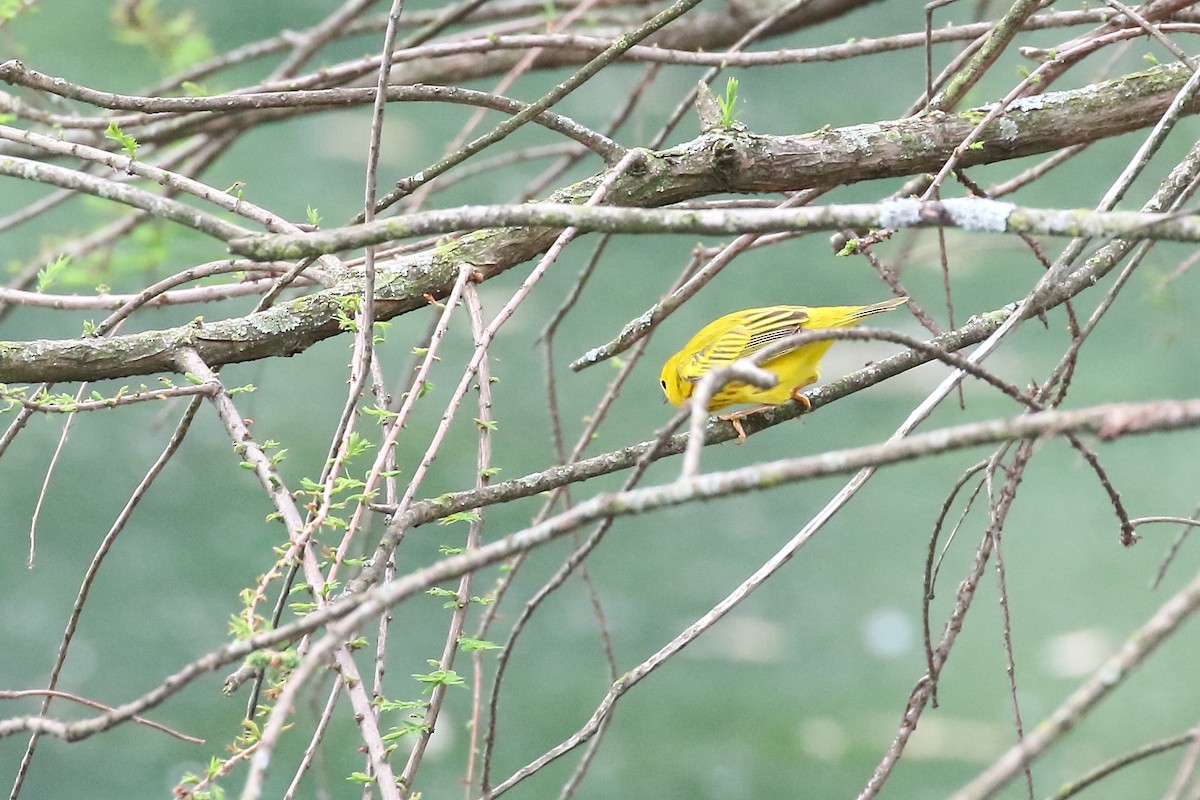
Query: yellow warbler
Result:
<box><xmin>659</xmin><ymin>298</ymin><xmax>906</xmax><ymax>439</ymax></box>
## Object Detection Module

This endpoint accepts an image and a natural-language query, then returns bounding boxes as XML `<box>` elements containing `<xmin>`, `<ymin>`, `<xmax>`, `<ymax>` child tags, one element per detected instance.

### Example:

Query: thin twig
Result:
<box><xmin>950</xmin><ymin>557</ymin><xmax>1200</xmax><ymax>799</ymax></box>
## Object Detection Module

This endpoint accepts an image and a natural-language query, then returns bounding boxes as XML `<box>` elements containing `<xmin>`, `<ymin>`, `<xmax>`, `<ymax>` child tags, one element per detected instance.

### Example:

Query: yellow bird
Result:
<box><xmin>659</xmin><ymin>298</ymin><xmax>906</xmax><ymax>440</ymax></box>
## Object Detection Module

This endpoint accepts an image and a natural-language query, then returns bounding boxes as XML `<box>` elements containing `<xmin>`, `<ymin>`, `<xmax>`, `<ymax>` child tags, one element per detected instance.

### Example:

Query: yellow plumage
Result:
<box><xmin>659</xmin><ymin>298</ymin><xmax>906</xmax><ymax>421</ymax></box>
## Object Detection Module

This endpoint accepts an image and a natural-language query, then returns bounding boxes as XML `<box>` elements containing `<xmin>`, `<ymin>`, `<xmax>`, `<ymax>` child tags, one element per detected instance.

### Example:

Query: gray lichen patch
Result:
<box><xmin>249</xmin><ymin>306</ymin><xmax>303</xmax><ymax>334</ymax></box>
<box><xmin>942</xmin><ymin>198</ymin><xmax>1015</xmax><ymax>233</ymax></box>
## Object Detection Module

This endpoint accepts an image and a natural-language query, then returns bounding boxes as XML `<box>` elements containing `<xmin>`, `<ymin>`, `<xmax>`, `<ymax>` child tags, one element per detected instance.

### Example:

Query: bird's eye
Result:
<box><xmin>660</xmin><ymin>379</ymin><xmax>667</xmax><ymax>388</ymax></box>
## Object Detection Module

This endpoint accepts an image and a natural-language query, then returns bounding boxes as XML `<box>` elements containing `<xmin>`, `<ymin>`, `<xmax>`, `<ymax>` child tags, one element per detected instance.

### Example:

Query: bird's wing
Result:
<box><xmin>679</xmin><ymin>324</ymin><xmax>752</xmax><ymax>383</ymax></box>
<box><xmin>680</xmin><ymin>307</ymin><xmax>809</xmax><ymax>383</ymax></box>
<box><xmin>740</xmin><ymin>307</ymin><xmax>810</xmax><ymax>357</ymax></box>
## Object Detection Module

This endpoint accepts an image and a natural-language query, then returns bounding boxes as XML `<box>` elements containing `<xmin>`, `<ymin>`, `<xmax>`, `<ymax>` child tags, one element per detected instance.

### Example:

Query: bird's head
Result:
<box><xmin>659</xmin><ymin>353</ymin><xmax>692</xmax><ymax>407</ymax></box>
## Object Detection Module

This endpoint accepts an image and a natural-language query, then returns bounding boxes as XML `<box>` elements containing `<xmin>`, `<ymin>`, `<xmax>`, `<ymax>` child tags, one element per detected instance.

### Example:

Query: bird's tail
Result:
<box><xmin>846</xmin><ymin>296</ymin><xmax>907</xmax><ymax>322</ymax></box>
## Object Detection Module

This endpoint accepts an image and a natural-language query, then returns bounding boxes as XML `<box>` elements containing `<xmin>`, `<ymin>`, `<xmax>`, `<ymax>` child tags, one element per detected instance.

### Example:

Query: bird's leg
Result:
<box><xmin>790</xmin><ymin>378</ymin><xmax>816</xmax><ymax>413</ymax></box>
<box><xmin>789</xmin><ymin>388</ymin><xmax>813</xmax><ymax>413</ymax></box>
<box><xmin>718</xmin><ymin>406</ymin><xmax>770</xmax><ymax>443</ymax></box>
<box><xmin>719</xmin><ymin>381</ymin><xmax>816</xmax><ymax>443</ymax></box>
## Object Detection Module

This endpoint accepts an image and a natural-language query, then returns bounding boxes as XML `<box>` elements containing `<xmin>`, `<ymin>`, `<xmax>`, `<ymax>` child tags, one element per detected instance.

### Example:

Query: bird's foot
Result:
<box><xmin>717</xmin><ymin>412</ymin><xmax>748</xmax><ymax>443</ymax></box>
<box><xmin>789</xmin><ymin>387</ymin><xmax>813</xmax><ymax>413</ymax></box>
<box><xmin>718</xmin><ymin>406</ymin><xmax>770</xmax><ymax>443</ymax></box>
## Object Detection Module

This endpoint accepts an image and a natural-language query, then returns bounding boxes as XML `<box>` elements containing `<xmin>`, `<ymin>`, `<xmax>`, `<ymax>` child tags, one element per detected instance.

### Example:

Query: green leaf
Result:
<box><xmin>375</xmin><ymin>697</ymin><xmax>426</xmax><ymax>711</ymax></box>
<box><xmin>36</xmin><ymin>254</ymin><xmax>71</xmax><ymax>292</ymax></box>
<box><xmin>334</xmin><ymin>295</ymin><xmax>360</xmax><ymax>331</ymax></box>
<box><xmin>331</xmin><ymin>476</ymin><xmax>366</xmax><ymax>493</ymax></box>
<box><xmin>382</xmin><ymin>721</ymin><xmax>430</xmax><ymax>740</ymax></box>
<box><xmin>227</xmin><ymin>614</ymin><xmax>253</xmax><ymax>640</ymax></box>
<box><xmin>411</xmin><ymin>668</ymin><xmax>464</xmax><ymax>691</ymax></box>
<box><xmin>717</xmin><ymin>76</ymin><xmax>740</xmax><ymax>128</ymax></box>
<box><xmin>363</xmin><ymin>404</ymin><xmax>399</xmax><ymax>419</ymax></box>
<box><xmin>345</xmin><ymin>431</ymin><xmax>374</xmax><ymax>458</ymax></box>
<box><xmin>104</xmin><ymin>121</ymin><xmax>139</xmax><ymax>159</ymax></box>
<box><xmin>458</xmin><ymin>636</ymin><xmax>502</xmax><ymax>652</ymax></box>
<box><xmin>437</xmin><ymin>510</ymin><xmax>480</xmax><ymax>526</ymax></box>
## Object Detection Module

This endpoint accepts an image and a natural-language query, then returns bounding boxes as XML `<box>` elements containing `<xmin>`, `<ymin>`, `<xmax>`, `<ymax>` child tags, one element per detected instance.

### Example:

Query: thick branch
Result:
<box><xmin>4</xmin><ymin>61</ymin><xmax>1196</xmax><ymax>383</ymax></box>
<box><xmin>0</xmin><ymin>269</ymin><xmax>447</xmax><ymax>382</ymax></box>
<box><xmin>384</xmin><ymin>0</ymin><xmax>883</xmax><ymax>84</ymax></box>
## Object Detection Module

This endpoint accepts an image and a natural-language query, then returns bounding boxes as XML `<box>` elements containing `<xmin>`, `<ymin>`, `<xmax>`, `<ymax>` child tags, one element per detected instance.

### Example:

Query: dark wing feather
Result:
<box><xmin>741</xmin><ymin>307</ymin><xmax>810</xmax><ymax>357</ymax></box>
<box><xmin>680</xmin><ymin>307</ymin><xmax>809</xmax><ymax>383</ymax></box>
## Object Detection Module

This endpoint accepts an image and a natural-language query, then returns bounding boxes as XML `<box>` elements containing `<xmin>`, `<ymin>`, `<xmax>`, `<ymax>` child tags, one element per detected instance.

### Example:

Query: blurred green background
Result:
<box><xmin>3</xmin><ymin>1</ymin><xmax>1200</xmax><ymax>798</ymax></box>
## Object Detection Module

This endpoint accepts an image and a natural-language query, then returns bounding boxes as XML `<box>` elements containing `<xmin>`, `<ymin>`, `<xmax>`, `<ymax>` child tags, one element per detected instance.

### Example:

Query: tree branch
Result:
<box><xmin>6</xmin><ymin>60</ymin><xmax>1197</xmax><ymax>383</ymax></box>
